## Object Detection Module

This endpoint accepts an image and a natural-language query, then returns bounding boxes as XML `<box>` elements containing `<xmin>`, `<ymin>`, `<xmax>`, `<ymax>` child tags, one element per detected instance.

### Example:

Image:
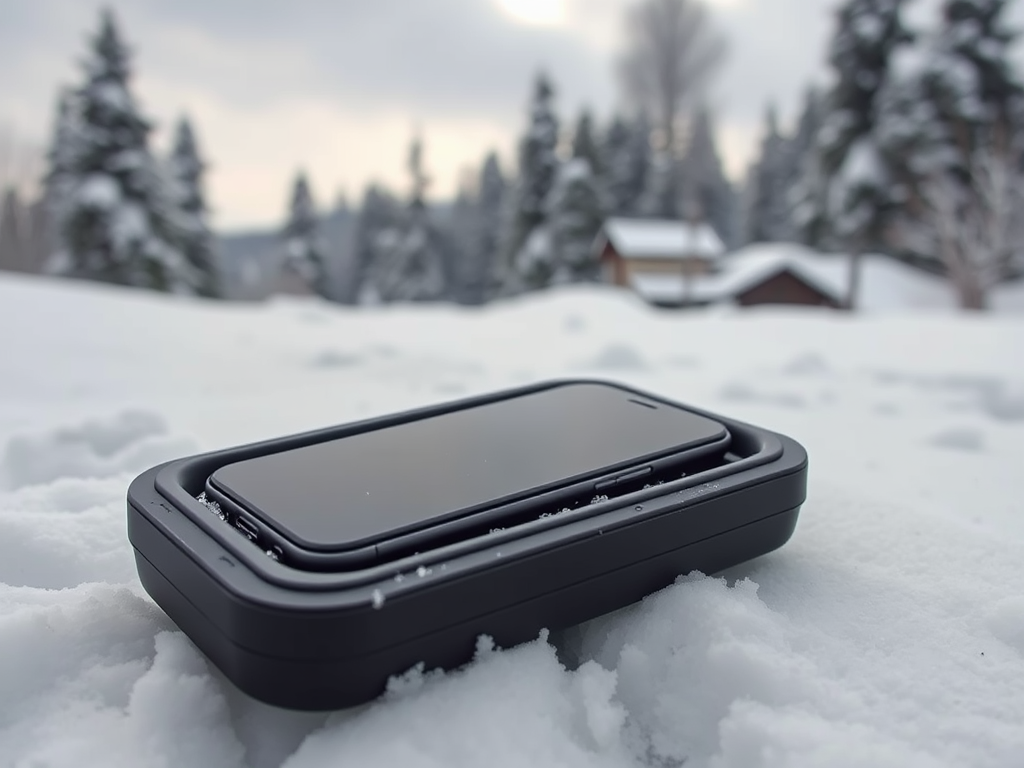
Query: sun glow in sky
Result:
<box><xmin>494</xmin><ymin>0</ymin><xmax>568</xmax><ymax>27</ymax></box>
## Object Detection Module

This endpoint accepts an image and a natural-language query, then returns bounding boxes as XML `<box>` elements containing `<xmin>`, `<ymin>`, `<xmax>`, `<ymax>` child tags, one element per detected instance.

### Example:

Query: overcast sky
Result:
<box><xmin>1</xmin><ymin>0</ymin><xmax>1022</xmax><ymax>231</ymax></box>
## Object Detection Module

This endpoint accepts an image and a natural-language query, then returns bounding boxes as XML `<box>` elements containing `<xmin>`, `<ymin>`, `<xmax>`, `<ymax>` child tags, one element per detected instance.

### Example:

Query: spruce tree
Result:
<box><xmin>744</xmin><ymin>104</ymin><xmax>795</xmax><ymax>244</ymax></box>
<box><xmin>789</xmin><ymin>87</ymin><xmax>831</xmax><ymax>248</ymax></box>
<box><xmin>640</xmin><ymin>150</ymin><xmax>681</xmax><ymax>219</ymax></box>
<box><xmin>604</xmin><ymin>116</ymin><xmax>631</xmax><ymax>215</ymax></box>
<box><xmin>604</xmin><ymin>112</ymin><xmax>651</xmax><ymax>216</ymax></box>
<box><xmin>445</xmin><ymin>184</ymin><xmax>477</xmax><ymax>303</ymax></box>
<box><xmin>58</xmin><ymin>9</ymin><xmax>192</xmax><ymax>292</ymax></box>
<box><xmin>369</xmin><ymin>137</ymin><xmax>448</xmax><ymax>302</ymax></box>
<box><xmin>282</xmin><ymin>171</ymin><xmax>327</xmax><ymax>295</ymax></box>
<box><xmin>572</xmin><ymin>109</ymin><xmax>604</xmax><ymax>180</ymax></box>
<box><xmin>351</xmin><ymin>184</ymin><xmax>400</xmax><ymax>304</ymax></box>
<box><xmin>811</xmin><ymin>0</ymin><xmax>912</xmax><ymax>307</ymax></box>
<box><xmin>0</xmin><ymin>188</ymin><xmax>23</xmax><ymax>271</ymax></box>
<box><xmin>931</xmin><ymin>1</ymin><xmax>1021</xmax><ymax>166</ymax></box>
<box><xmin>463</xmin><ymin>151</ymin><xmax>506</xmax><ymax>304</ymax></box>
<box><xmin>877</xmin><ymin>0</ymin><xmax>1024</xmax><ymax>307</ymax></box>
<box><xmin>681</xmin><ymin>107</ymin><xmax>738</xmax><ymax>247</ymax></box>
<box><xmin>500</xmin><ymin>73</ymin><xmax>560</xmax><ymax>289</ymax></box>
<box><xmin>546</xmin><ymin>158</ymin><xmax>605</xmax><ymax>284</ymax></box>
<box><xmin>879</xmin><ymin>0</ymin><xmax>1022</xmax><ymax>184</ymax></box>
<box><xmin>40</xmin><ymin>89</ymin><xmax>79</xmax><ymax>266</ymax></box>
<box><xmin>168</xmin><ymin>117</ymin><xmax>219</xmax><ymax>297</ymax></box>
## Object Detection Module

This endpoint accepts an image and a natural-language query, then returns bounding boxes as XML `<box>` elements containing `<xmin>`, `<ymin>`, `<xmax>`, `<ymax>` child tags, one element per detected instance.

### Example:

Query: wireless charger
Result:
<box><xmin>128</xmin><ymin>379</ymin><xmax>807</xmax><ymax>710</ymax></box>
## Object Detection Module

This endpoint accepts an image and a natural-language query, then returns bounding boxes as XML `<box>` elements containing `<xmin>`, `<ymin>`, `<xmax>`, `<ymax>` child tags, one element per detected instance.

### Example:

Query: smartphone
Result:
<box><xmin>206</xmin><ymin>381</ymin><xmax>730</xmax><ymax>568</ymax></box>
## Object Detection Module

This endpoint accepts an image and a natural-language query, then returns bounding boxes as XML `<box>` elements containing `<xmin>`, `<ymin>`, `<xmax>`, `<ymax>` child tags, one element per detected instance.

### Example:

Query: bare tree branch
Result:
<box><xmin>618</xmin><ymin>0</ymin><xmax>727</xmax><ymax>153</ymax></box>
<box><xmin>918</xmin><ymin>147</ymin><xmax>1024</xmax><ymax>310</ymax></box>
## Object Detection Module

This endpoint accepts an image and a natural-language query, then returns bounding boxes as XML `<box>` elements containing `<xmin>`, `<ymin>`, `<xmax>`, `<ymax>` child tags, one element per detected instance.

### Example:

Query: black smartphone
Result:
<box><xmin>206</xmin><ymin>381</ymin><xmax>730</xmax><ymax>568</ymax></box>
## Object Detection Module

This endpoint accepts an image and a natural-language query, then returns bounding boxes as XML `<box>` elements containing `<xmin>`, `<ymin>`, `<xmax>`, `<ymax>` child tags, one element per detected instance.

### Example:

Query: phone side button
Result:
<box><xmin>595</xmin><ymin>478</ymin><xmax>617</xmax><ymax>492</ymax></box>
<box><xmin>614</xmin><ymin>466</ymin><xmax>653</xmax><ymax>484</ymax></box>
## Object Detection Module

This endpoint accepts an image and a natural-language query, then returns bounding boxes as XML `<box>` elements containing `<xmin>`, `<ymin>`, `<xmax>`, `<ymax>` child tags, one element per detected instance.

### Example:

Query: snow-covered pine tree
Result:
<box><xmin>787</xmin><ymin>88</ymin><xmax>823</xmax><ymax>191</ymax></box>
<box><xmin>444</xmin><ymin>181</ymin><xmax>477</xmax><ymax>303</ymax></box>
<box><xmin>168</xmin><ymin>117</ymin><xmax>219</xmax><ymax>297</ymax></box>
<box><xmin>459</xmin><ymin>151</ymin><xmax>506</xmax><ymax>304</ymax></box>
<box><xmin>0</xmin><ymin>188</ymin><xmax>23</xmax><ymax>272</ymax></box>
<box><xmin>604</xmin><ymin>116</ymin><xmax>631</xmax><ymax>215</ymax></box>
<box><xmin>368</xmin><ymin>137</ymin><xmax>449</xmax><ymax>303</ymax></box>
<box><xmin>681</xmin><ymin>107</ymin><xmax>738</xmax><ymax>248</ymax></box>
<box><xmin>546</xmin><ymin>158</ymin><xmax>606</xmax><ymax>284</ymax></box>
<box><xmin>743</xmin><ymin>104</ymin><xmax>796</xmax><ymax>244</ymax></box>
<box><xmin>640</xmin><ymin>149</ymin><xmax>681</xmax><ymax>219</ymax></box>
<box><xmin>282</xmin><ymin>171</ymin><xmax>328</xmax><ymax>295</ymax></box>
<box><xmin>789</xmin><ymin>87</ymin><xmax>831</xmax><ymax>249</ymax></box>
<box><xmin>877</xmin><ymin>0</ymin><xmax>1024</xmax><ymax>308</ymax></box>
<box><xmin>58</xmin><ymin>9</ymin><xmax>193</xmax><ymax>292</ymax></box>
<box><xmin>572</xmin><ymin>110</ymin><xmax>604</xmax><ymax>180</ymax></box>
<box><xmin>350</xmin><ymin>184</ymin><xmax>400</xmax><ymax>304</ymax></box>
<box><xmin>371</xmin><ymin>215</ymin><xmax>448</xmax><ymax>302</ymax></box>
<box><xmin>812</xmin><ymin>0</ymin><xmax>913</xmax><ymax>307</ymax></box>
<box><xmin>604</xmin><ymin>112</ymin><xmax>651</xmax><ymax>216</ymax></box>
<box><xmin>500</xmin><ymin>73</ymin><xmax>560</xmax><ymax>291</ymax></box>
<box><xmin>40</xmin><ymin>89</ymin><xmax>79</xmax><ymax>267</ymax></box>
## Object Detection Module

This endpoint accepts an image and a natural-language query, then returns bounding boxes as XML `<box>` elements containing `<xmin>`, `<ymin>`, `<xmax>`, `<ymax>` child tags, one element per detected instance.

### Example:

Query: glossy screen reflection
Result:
<box><xmin>210</xmin><ymin>383</ymin><xmax>727</xmax><ymax>549</ymax></box>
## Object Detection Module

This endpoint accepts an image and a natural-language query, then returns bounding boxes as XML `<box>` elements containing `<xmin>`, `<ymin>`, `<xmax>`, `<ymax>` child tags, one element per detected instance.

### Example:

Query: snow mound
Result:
<box><xmin>985</xmin><ymin>597</ymin><xmax>1024</xmax><ymax>655</ymax></box>
<box><xmin>929</xmin><ymin>426</ymin><xmax>985</xmax><ymax>451</ymax></box>
<box><xmin>1</xmin><ymin>411</ymin><xmax>197</xmax><ymax>490</ymax></box>
<box><xmin>585</xmin><ymin>343</ymin><xmax>647</xmax><ymax>371</ymax></box>
<box><xmin>0</xmin><ymin>273</ymin><xmax>1022</xmax><ymax>767</ymax></box>
<box><xmin>981</xmin><ymin>382</ymin><xmax>1024</xmax><ymax>421</ymax></box>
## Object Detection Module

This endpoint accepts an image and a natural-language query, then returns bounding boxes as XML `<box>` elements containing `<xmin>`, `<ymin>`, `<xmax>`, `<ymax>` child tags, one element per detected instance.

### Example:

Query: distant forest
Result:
<box><xmin>1</xmin><ymin>0</ymin><xmax>1021</xmax><ymax>310</ymax></box>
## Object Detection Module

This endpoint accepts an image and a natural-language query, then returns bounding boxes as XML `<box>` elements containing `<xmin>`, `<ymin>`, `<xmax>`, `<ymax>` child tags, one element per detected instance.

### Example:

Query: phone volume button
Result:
<box><xmin>615</xmin><ymin>466</ymin><xmax>654</xmax><ymax>484</ymax></box>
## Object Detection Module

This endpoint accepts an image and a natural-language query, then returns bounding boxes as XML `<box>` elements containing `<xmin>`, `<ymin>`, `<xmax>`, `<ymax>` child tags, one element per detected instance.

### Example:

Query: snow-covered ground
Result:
<box><xmin>1</xmin><ymin>272</ymin><xmax>1023</xmax><ymax>768</ymax></box>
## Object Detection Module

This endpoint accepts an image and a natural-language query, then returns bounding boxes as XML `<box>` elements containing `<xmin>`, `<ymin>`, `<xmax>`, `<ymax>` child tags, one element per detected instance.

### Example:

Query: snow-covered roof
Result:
<box><xmin>630</xmin><ymin>243</ymin><xmax>958</xmax><ymax>310</ymax></box>
<box><xmin>599</xmin><ymin>217</ymin><xmax>725</xmax><ymax>261</ymax></box>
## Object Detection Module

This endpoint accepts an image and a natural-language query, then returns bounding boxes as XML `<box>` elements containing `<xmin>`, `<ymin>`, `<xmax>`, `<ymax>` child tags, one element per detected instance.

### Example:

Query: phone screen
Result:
<box><xmin>210</xmin><ymin>383</ymin><xmax>727</xmax><ymax>551</ymax></box>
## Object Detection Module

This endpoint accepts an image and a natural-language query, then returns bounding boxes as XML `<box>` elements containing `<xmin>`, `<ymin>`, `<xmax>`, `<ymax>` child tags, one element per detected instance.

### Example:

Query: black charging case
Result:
<box><xmin>127</xmin><ymin>379</ymin><xmax>807</xmax><ymax>710</ymax></box>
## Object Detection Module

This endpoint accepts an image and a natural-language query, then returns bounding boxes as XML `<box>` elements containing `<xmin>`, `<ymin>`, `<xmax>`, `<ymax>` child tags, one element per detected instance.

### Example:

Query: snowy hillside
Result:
<box><xmin>1</xmin><ymin>273</ymin><xmax>1023</xmax><ymax>767</ymax></box>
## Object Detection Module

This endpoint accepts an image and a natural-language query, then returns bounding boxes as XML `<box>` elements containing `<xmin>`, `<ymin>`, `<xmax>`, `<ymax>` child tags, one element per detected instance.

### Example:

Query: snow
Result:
<box><xmin>993</xmin><ymin>279</ymin><xmax>1024</xmax><ymax>311</ymax></box>
<box><xmin>599</xmin><ymin>218</ymin><xmax>725</xmax><ymax>261</ymax></box>
<box><xmin>1</xmin><ymin>271</ymin><xmax>1024</xmax><ymax>767</ymax></box>
<box><xmin>628</xmin><ymin>243</ymin><xmax>985</xmax><ymax>311</ymax></box>
<box><xmin>559</xmin><ymin>157</ymin><xmax>592</xmax><ymax>183</ymax></box>
<box><xmin>852</xmin><ymin>13</ymin><xmax>884</xmax><ymax>44</ymax></box>
<box><xmin>836</xmin><ymin>138</ymin><xmax>885</xmax><ymax>190</ymax></box>
<box><xmin>77</xmin><ymin>174</ymin><xmax>121</xmax><ymax>210</ymax></box>
<box><xmin>110</xmin><ymin>203</ymin><xmax>149</xmax><ymax>252</ymax></box>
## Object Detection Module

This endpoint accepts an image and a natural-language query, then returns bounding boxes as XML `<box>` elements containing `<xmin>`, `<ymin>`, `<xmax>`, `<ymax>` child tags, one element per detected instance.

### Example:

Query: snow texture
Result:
<box><xmin>601</xmin><ymin>217</ymin><xmax>724</xmax><ymax>261</ymax></box>
<box><xmin>627</xmin><ymin>242</ymin><xmax>986</xmax><ymax>310</ymax></box>
<box><xmin>1</xmin><ymin>271</ymin><xmax>1023</xmax><ymax>767</ymax></box>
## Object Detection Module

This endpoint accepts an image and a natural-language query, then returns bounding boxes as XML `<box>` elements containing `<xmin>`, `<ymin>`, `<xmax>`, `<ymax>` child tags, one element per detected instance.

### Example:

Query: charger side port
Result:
<box><xmin>234</xmin><ymin>515</ymin><xmax>259</xmax><ymax>542</ymax></box>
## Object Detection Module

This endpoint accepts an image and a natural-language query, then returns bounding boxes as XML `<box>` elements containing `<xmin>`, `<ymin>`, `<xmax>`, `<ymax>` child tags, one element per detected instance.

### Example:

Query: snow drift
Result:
<box><xmin>0</xmin><ymin>272</ymin><xmax>1022</xmax><ymax>767</ymax></box>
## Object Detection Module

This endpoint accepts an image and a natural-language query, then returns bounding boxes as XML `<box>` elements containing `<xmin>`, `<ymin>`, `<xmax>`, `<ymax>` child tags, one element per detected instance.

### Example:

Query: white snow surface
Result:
<box><xmin>631</xmin><ymin>242</ymin><xmax>1024</xmax><ymax>311</ymax></box>
<box><xmin>1</xmin><ymin>272</ymin><xmax>1023</xmax><ymax>768</ymax></box>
